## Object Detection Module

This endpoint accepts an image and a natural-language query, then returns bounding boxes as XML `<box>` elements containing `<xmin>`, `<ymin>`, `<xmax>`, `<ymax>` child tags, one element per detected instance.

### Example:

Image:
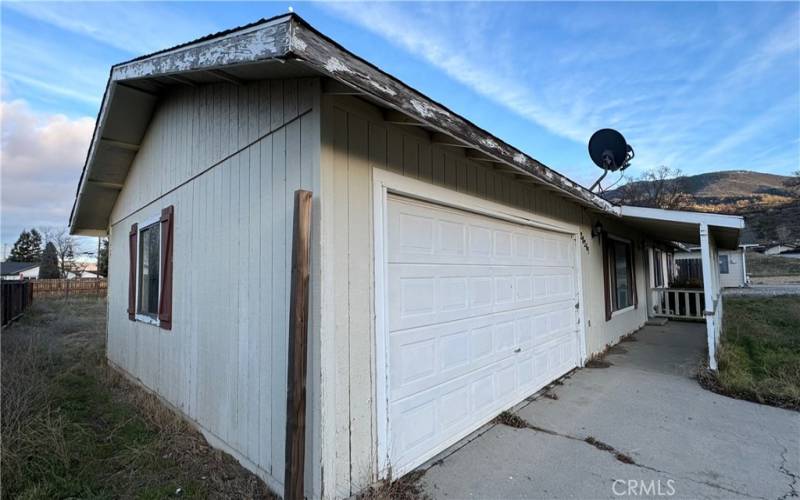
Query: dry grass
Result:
<box><xmin>699</xmin><ymin>296</ymin><xmax>800</xmax><ymax>410</ymax></box>
<box><xmin>356</xmin><ymin>471</ymin><xmax>428</xmax><ymax>500</ymax></box>
<box><xmin>747</xmin><ymin>252</ymin><xmax>800</xmax><ymax>278</ymax></box>
<box><xmin>1</xmin><ymin>297</ymin><xmax>274</xmax><ymax>499</ymax></box>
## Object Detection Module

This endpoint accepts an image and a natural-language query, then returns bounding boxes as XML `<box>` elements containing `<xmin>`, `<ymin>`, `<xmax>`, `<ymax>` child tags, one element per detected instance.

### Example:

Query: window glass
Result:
<box><xmin>613</xmin><ymin>240</ymin><xmax>631</xmax><ymax>309</ymax></box>
<box><xmin>719</xmin><ymin>254</ymin><xmax>729</xmax><ymax>274</ymax></box>
<box><xmin>654</xmin><ymin>249</ymin><xmax>664</xmax><ymax>287</ymax></box>
<box><xmin>138</xmin><ymin>223</ymin><xmax>160</xmax><ymax>317</ymax></box>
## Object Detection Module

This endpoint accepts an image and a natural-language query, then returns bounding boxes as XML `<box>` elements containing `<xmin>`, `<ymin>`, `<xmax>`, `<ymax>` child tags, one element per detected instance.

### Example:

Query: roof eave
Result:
<box><xmin>70</xmin><ymin>13</ymin><xmax>617</xmax><ymax>235</ymax></box>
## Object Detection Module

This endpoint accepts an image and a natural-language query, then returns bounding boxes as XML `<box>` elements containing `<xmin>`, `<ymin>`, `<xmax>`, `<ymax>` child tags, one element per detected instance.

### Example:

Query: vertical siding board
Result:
<box><xmin>368</xmin><ymin>123</ymin><xmax>387</xmax><ymax>171</ymax></box>
<box><xmin>386</xmin><ymin>127</ymin><xmax>403</xmax><ymax>174</ymax></box>
<box><xmin>246</xmin><ymin>132</ymin><xmax>261</xmax><ymax>462</ymax></box>
<box><xmin>346</xmin><ymin>112</ymin><xmax>374</xmax><ymax>490</ymax></box>
<box><xmin>271</xmin><ymin>80</ymin><xmax>285</xmax><ymax>132</ymax></box>
<box><xmin>236</xmin><ymin>143</ymin><xmax>249</xmax><ymax>453</ymax></box>
<box><xmin>445</xmin><ymin>153</ymin><xmax>457</xmax><ymax>188</ymax></box>
<box><xmin>259</xmin><ymin>132</ymin><xmax>274</xmax><ymax>472</ymax></box>
<box><xmin>271</xmin><ymin>125</ymin><xmax>288</xmax><ymax>475</ymax></box>
<box><xmin>402</xmin><ymin>135</ymin><xmax>419</xmax><ymax>178</ymax></box>
<box><xmin>418</xmin><ymin>141</ymin><xmax>432</xmax><ymax>183</ymax></box>
<box><xmin>299</xmin><ymin>78</ymin><xmax>314</xmax><ymax>113</ymax></box>
<box><xmin>432</xmin><ymin>149</ymin><xmax>445</xmax><ymax>186</ymax></box>
<box><xmin>331</xmin><ymin>107</ymin><xmax>352</xmax><ymax>493</ymax></box>
<box><xmin>285</xmin><ymin>79</ymin><xmax>299</xmax><ymax>122</ymax></box>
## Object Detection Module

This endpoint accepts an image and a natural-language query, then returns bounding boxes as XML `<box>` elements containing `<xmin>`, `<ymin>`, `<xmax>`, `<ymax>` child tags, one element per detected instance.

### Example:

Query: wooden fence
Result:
<box><xmin>31</xmin><ymin>278</ymin><xmax>107</xmax><ymax>298</ymax></box>
<box><xmin>2</xmin><ymin>281</ymin><xmax>34</xmax><ymax>327</ymax></box>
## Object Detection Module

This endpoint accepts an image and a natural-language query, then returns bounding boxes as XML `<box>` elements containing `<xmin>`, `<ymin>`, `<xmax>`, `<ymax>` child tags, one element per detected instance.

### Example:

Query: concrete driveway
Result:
<box><xmin>419</xmin><ymin>322</ymin><xmax>799</xmax><ymax>500</ymax></box>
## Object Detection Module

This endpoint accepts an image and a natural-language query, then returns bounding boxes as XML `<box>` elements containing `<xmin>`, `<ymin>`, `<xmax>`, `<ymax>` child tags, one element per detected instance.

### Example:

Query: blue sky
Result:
<box><xmin>2</xmin><ymin>1</ymin><xmax>799</xmax><ymax>252</ymax></box>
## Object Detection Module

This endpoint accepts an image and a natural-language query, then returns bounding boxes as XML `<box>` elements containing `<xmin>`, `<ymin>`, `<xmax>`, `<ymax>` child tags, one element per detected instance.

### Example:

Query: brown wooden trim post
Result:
<box><xmin>284</xmin><ymin>190</ymin><xmax>312</xmax><ymax>500</ymax></box>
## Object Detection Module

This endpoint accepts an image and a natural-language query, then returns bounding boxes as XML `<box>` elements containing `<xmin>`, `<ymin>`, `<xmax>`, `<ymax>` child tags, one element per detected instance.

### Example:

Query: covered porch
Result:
<box><xmin>618</xmin><ymin>206</ymin><xmax>746</xmax><ymax>370</ymax></box>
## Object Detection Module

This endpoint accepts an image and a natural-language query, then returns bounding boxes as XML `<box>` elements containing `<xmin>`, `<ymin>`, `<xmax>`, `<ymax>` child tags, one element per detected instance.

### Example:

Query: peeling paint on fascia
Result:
<box><xmin>479</xmin><ymin>137</ymin><xmax>499</xmax><ymax>150</ymax></box>
<box><xmin>324</xmin><ymin>57</ymin><xmax>351</xmax><ymax>74</ymax></box>
<box><xmin>513</xmin><ymin>153</ymin><xmax>527</xmax><ymax>165</ymax></box>
<box><xmin>410</xmin><ymin>98</ymin><xmax>436</xmax><ymax>118</ymax></box>
<box><xmin>367</xmin><ymin>79</ymin><xmax>396</xmax><ymax>96</ymax></box>
<box><xmin>292</xmin><ymin>34</ymin><xmax>308</xmax><ymax>51</ymax></box>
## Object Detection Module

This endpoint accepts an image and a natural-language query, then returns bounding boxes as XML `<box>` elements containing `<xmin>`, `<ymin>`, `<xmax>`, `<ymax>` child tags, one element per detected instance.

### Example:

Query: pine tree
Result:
<box><xmin>8</xmin><ymin>229</ymin><xmax>43</xmax><ymax>262</ymax></box>
<box><xmin>39</xmin><ymin>242</ymin><xmax>61</xmax><ymax>279</ymax></box>
<box><xmin>98</xmin><ymin>239</ymin><xmax>109</xmax><ymax>277</ymax></box>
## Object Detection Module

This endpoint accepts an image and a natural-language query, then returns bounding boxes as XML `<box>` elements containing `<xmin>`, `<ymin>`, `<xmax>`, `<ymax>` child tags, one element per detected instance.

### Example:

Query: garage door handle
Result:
<box><xmin>514</xmin><ymin>348</ymin><xmax>522</xmax><ymax>353</ymax></box>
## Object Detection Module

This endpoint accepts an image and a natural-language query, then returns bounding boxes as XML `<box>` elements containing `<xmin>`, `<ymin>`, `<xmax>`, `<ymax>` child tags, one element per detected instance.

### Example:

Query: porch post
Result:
<box><xmin>699</xmin><ymin>223</ymin><xmax>719</xmax><ymax>370</ymax></box>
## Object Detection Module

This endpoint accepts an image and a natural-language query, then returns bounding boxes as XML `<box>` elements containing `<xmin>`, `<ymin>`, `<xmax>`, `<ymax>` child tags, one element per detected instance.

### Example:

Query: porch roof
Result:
<box><xmin>619</xmin><ymin>206</ymin><xmax>744</xmax><ymax>250</ymax></box>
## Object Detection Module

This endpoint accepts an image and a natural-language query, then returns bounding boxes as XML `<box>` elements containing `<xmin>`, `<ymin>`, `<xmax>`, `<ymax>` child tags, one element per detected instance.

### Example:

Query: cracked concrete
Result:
<box><xmin>419</xmin><ymin>322</ymin><xmax>799</xmax><ymax>499</ymax></box>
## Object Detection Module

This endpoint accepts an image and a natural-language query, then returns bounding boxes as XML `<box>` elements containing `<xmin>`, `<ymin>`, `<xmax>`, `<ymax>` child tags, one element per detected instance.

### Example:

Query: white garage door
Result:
<box><xmin>386</xmin><ymin>195</ymin><xmax>581</xmax><ymax>474</ymax></box>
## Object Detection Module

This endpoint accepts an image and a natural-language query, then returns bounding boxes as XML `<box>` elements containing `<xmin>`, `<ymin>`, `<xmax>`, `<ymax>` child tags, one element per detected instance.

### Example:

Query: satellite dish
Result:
<box><xmin>588</xmin><ymin>129</ymin><xmax>634</xmax><ymax>192</ymax></box>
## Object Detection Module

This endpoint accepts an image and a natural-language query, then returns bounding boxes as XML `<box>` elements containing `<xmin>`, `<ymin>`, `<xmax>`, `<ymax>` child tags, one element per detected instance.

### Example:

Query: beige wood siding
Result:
<box><xmin>107</xmin><ymin>78</ymin><xmax>322</xmax><ymax>497</ymax></box>
<box><xmin>319</xmin><ymin>95</ymin><xmax>647</xmax><ymax>496</ymax></box>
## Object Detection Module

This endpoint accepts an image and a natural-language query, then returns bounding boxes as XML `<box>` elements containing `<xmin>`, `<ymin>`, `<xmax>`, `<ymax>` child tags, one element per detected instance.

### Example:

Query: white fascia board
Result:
<box><xmin>620</xmin><ymin>205</ymin><xmax>744</xmax><ymax>229</ymax></box>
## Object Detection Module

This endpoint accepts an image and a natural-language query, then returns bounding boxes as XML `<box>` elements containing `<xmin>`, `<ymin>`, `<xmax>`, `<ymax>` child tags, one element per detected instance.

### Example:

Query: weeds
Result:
<box><xmin>357</xmin><ymin>470</ymin><xmax>428</xmax><ymax>500</ymax></box>
<box><xmin>700</xmin><ymin>296</ymin><xmax>800</xmax><ymax>410</ymax></box>
<box><xmin>1</xmin><ymin>298</ymin><xmax>273</xmax><ymax>499</ymax></box>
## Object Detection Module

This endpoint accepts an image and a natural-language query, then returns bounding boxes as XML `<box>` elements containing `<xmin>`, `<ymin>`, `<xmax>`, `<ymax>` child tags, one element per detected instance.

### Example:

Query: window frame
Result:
<box><xmin>719</xmin><ymin>254</ymin><xmax>730</xmax><ymax>274</ymax></box>
<box><xmin>135</xmin><ymin>213</ymin><xmax>161</xmax><ymax>326</ymax></box>
<box><xmin>653</xmin><ymin>249</ymin><xmax>664</xmax><ymax>288</ymax></box>
<box><xmin>606</xmin><ymin>234</ymin><xmax>636</xmax><ymax>316</ymax></box>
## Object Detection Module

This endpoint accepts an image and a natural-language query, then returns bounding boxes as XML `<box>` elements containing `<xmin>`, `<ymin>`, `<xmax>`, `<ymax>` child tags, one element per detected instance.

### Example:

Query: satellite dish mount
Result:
<box><xmin>587</xmin><ymin>129</ymin><xmax>634</xmax><ymax>192</ymax></box>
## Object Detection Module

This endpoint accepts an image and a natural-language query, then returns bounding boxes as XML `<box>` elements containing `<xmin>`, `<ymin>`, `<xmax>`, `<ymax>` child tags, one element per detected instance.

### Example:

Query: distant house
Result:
<box><xmin>674</xmin><ymin>245</ymin><xmax>750</xmax><ymax>288</ymax></box>
<box><xmin>1</xmin><ymin>261</ymin><xmax>40</xmax><ymax>280</ymax></box>
<box><xmin>763</xmin><ymin>244</ymin><xmax>797</xmax><ymax>256</ymax></box>
<box><xmin>66</xmin><ymin>14</ymin><xmax>746</xmax><ymax>497</ymax></box>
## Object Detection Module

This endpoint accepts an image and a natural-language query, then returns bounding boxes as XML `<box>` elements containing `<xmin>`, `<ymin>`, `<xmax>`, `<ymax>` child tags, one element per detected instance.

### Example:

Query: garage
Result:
<box><xmin>384</xmin><ymin>194</ymin><xmax>582</xmax><ymax>475</ymax></box>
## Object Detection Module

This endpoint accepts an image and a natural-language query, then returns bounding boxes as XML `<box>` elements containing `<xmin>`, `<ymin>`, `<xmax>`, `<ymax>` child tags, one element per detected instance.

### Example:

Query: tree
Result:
<box><xmin>785</xmin><ymin>170</ymin><xmax>800</xmax><ymax>189</ymax></box>
<box><xmin>38</xmin><ymin>242</ymin><xmax>61</xmax><ymax>279</ymax></box>
<box><xmin>98</xmin><ymin>239</ymin><xmax>109</xmax><ymax>278</ymax></box>
<box><xmin>41</xmin><ymin>227</ymin><xmax>77</xmax><ymax>278</ymax></box>
<box><xmin>616</xmin><ymin>166</ymin><xmax>690</xmax><ymax>209</ymax></box>
<box><xmin>8</xmin><ymin>229</ymin><xmax>43</xmax><ymax>262</ymax></box>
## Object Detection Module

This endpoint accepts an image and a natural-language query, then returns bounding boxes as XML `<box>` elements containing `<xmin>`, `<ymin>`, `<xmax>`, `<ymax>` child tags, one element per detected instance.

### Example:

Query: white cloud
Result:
<box><xmin>1</xmin><ymin>99</ymin><xmax>94</xmax><ymax>243</ymax></box>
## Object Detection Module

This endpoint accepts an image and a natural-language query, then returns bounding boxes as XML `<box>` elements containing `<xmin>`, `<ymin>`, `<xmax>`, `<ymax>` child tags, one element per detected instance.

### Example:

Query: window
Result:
<box><xmin>137</xmin><ymin>222</ymin><xmax>160</xmax><ymax>318</ymax></box>
<box><xmin>604</xmin><ymin>235</ymin><xmax>636</xmax><ymax>318</ymax></box>
<box><xmin>653</xmin><ymin>249</ymin><xmax>664</xmax><ymax>288</ymax></box>
<box><xmin>128</xmin><ymin>205</ymin><xmax>174</xmax><ymax>330</ymax></box>
<box><xmin>719</xmin><ymin>254</ymin><xmax>729</xmax><ymax>274</ymax></box>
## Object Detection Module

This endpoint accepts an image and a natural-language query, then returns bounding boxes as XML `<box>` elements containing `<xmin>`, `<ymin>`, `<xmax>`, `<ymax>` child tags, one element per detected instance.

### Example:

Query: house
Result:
<box><xmin>0</xmin><ymin>261</ymin><xmax>40</xmax><ymax>280</ymax></box>
<box><xmin>67</xmin><ymin>14</ymin><xmax>745</xmax><ymax>498</ymax></box>
<box><xmin>675</xmin><ymin>244</ymin><xmax>751</xmax><ymax>288</ymax></box>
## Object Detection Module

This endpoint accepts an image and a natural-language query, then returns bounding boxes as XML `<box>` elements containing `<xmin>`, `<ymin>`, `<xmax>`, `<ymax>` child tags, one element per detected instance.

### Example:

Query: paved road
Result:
<box><xmin>419</xmin><ymin>322</ymin><xmax>799</xmax><ymax>499</ymax></box>
<box><xmin>724</xmin><ymin>285</ymin><xmax>800</xmax><ymax>296</ymax></box>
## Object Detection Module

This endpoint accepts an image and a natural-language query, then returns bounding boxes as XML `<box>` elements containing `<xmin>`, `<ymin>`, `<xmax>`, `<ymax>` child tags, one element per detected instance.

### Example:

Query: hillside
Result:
<box><xmin>605</xmin><ymin>170</ymin><xmax>799</xmax><ymax>245</ymax></box>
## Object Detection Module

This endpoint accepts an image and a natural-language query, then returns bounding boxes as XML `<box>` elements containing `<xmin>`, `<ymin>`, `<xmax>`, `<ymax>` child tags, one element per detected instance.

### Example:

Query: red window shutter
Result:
<box><xmin>630</xmin><ymin>244</ymin><xmax>638</xmax><ymax>308</ymax></box>
<box><xmin>601</xmin><ymin>231</ymin><xmax>612</xmax><ymax>321</ymax></box>
<box><xmin>158</xmin><ymin>205</ymin><xmax>174</xmax><ymax>330</ymax></box>
<box><xmin>128</xmin><ymin>223</ymin><xmax>138</xmax><ymax>321</ymax></box>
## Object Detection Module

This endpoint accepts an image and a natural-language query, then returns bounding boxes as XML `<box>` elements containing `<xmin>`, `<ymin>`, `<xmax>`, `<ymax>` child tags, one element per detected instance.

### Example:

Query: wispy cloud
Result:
<box><xmin>323</xmin><ymin>2</ymin><xmax>800</xmax><ymax>179</ymax></box>
<box><xmin>5</xmin><ymin>2</ymin><xmax>218</xmax><ymax>55</ymax></box>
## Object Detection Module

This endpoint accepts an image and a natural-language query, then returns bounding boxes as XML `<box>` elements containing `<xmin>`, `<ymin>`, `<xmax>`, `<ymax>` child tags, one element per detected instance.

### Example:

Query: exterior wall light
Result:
<box><xmin>591</xmin><ymin>221</ymin><xmax>604</xmax><ymax>238</ymax></box>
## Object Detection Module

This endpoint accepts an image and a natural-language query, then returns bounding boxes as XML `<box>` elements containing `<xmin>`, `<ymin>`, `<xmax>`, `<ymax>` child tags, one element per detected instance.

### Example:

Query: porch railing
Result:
<box><xmin>650</xmin><ymin>288</ymin><xmax>705</xmax><ymax>321</ymax></box>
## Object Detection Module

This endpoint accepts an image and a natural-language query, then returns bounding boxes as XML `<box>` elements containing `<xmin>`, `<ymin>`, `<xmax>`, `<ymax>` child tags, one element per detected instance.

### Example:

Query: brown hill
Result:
<box><xmin>605</xmin><ymin>170</ymin><xmax>799</xmax><ymax>245</ymax></box>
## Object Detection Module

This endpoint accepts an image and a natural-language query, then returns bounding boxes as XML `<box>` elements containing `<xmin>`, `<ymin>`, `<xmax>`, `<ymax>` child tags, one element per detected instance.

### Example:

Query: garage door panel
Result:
<box><xmin>388</xmin><ymin>197</ymin><xmax>574</xmax><ymax>267</ymax></box>
<box><xmin>386</xmin><ymin>195</ymin><xmax>580</xmax><ymax>475</ymax></box>
<box><xmin>389</xmin><ymin>304</ymin><xmax>576</xmax><ymax>401</ymax></box>
<box><xmin>388</xmin><ymin>265</ymin><xmax>575</xmax><ymax>331</ymax></box>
